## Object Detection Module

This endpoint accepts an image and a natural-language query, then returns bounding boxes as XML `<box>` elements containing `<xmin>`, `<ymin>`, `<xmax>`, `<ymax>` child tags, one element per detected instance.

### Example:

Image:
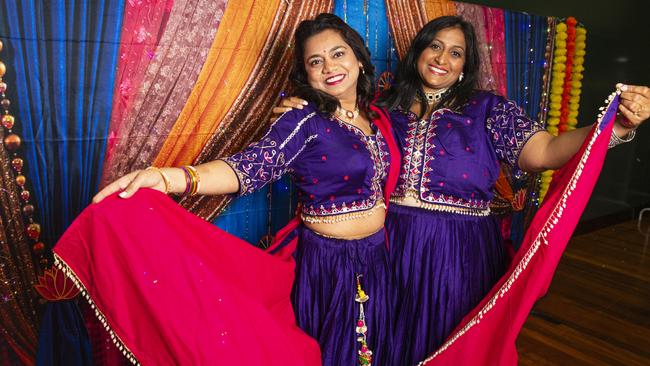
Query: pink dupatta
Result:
<box><xmin>52</xmin><ymin>105</ymin><xmax>400</xmax><ymax>365</ymax></box>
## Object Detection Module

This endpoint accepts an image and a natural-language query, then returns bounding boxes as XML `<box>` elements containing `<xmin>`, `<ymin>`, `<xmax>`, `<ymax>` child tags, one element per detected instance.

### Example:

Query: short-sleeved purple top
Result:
<box><xmin>222</xmin><ymin>104</ymin><xmax>391</xmax><ymax>223</ymax></box>
<box><xmin>389</xmin><ymin>91</ymin><xmax>543</xmax><ymax>215</ymax></box>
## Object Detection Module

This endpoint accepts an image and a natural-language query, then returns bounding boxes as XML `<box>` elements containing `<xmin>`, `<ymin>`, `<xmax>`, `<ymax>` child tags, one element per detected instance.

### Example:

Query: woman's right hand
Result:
<box><xmin>270</xmin><ymin>96</ymin><xmax>308</xmax><ymax>122</ymax></box>
<box><xmin>92</xmin><ymin>168</ymin><xmax>167</xmax><ymax>204</ymax></box>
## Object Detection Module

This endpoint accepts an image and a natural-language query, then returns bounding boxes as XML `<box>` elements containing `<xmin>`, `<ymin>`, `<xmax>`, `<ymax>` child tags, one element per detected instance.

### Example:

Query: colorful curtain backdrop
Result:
<box><xmin>0</xmin><ymin>0</ymin><xmax>125</xmax><ymax>246</ymax></box>
<box><xmin>0</xmin><ymin>1</ymin><xmax>580</xmax><ymax>363</ymax></box>
<box><xmin>164</xmin><ymin>1</ymin><xmax>334</xmax><ymax>223</ymax></box>
<box><xmin>100</xmin><ymin>0</ymin><xmax>227</xmax><ymax>187</ymax></box>
<box><xmin>1</xmin><ymin>0</ymin><xmax>125</xmax><ymax>363</ymax></box>
<box><xmin>503</xmin><ymin>11</ymin><xmax>553</xmax><ymax>246</ymax></box>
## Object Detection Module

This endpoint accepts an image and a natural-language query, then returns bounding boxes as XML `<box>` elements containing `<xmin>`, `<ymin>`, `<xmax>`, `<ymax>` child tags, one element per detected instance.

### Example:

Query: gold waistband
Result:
<box><xmin>389</xmin><ymin>196</ymin><xmax>491</xmax><ymax>217</ymax></box>
<box><xmin>300</xmin><ymin>199</ymin><xmax>387</xmax><ymax>224</ymax></box>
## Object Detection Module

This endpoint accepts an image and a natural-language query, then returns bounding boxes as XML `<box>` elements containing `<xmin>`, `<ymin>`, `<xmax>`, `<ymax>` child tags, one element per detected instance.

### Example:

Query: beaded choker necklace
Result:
<box><xmin>335</xmin><ymin>106</ymin><xmax>360</xmax><ymax>124</ymax></box>
<box><xmin>423</xmin><ymin>88</ymin><xmax>449</xmax><ymax>105</ymax></box>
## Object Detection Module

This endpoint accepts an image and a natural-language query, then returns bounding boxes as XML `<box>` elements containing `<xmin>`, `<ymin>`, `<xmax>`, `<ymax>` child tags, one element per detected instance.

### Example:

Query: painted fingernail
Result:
<box><xmin>301</xmin><ymin>100</ymin><xmax>308</xmax><ymax>105</ymax></box>
<box><xmin>119</xmin><ymin>191</ymin><xmax>127</xmax><ymax>198</ymax></box>
<box><xmin>621</xmin><ymin>84</ymin><xmax>628</xmax><ymax>91</ymax></box>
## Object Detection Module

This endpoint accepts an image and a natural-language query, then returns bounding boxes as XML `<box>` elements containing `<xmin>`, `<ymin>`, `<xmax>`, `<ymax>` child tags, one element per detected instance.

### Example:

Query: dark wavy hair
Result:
<box><xmin>378</xmin><ymin>16</ymin><xmax>480</xmax><ymax>118</ymax></box>
<box><xmin>290</xmin><ymin>13</ymin><xmax>376</xmax><ymax>119</ymax></box>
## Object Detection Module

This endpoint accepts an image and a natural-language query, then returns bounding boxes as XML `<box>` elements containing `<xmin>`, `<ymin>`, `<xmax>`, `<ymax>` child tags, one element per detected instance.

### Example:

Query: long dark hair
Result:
<box><xmin>378</xmin><ymin>16</ymin><xmax>480</xmax><ymax>118</ymax></box>
<box><xmin>290</xmin><ymin>13</ymin><xmax>376</xmax><ymax>119</ymax></box>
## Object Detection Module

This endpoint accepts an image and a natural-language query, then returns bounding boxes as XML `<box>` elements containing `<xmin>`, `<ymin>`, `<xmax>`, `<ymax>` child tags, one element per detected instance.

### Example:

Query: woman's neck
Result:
<box><xmin>337</xmin><ymin>94</ymin><xmax>358</xmax><ymax>112</ymax></box>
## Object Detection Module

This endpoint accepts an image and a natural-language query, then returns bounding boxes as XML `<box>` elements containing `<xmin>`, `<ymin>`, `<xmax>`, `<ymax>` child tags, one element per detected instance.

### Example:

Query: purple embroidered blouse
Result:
<box><xmin>389</xmin><ymin>91</ymin><xmax>543</xmax><ymax>214</ymax></box>
<box><xmin>222</xmin><ymin>104</ymin><xmax>391</xmax><ymax>222</ymax></box>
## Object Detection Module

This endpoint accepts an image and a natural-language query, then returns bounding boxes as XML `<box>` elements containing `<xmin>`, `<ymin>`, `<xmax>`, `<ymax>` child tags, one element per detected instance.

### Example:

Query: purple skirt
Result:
<box><xmin>385</xmin><ymin>204</ymin><xmax>507</xmax><ymax>365</ymax></box>
<box><xmin>292</xmin><ymin>227</ymin><xmax>394</xmax><ymax>366</ymax></box>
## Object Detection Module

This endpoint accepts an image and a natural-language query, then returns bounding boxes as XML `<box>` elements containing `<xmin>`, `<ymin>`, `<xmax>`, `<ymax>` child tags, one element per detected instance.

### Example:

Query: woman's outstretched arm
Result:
<box><xmin>518</xmin><ymin>84</ymin><xmax>649</xmax><ymax>172</ymax></box>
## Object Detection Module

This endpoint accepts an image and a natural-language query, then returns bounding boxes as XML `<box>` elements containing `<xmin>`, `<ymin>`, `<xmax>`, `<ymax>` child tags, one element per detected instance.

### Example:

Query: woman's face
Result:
<box><xmin>416</xmin><ymin>26</ymin><xmax>466</xmax><ymax>92</ymax></box>
<box><xmin>303</xmin><ymin>29</ymin><xmax>362</xmax><ymax>104</ymax></box>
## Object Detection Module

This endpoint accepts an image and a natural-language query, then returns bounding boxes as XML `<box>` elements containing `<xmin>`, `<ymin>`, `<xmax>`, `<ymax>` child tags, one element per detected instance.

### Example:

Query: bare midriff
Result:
<box><xmin>391</xmin><ymin>195</ymin><xmax>422</xmax><ymax>208</ymax></box>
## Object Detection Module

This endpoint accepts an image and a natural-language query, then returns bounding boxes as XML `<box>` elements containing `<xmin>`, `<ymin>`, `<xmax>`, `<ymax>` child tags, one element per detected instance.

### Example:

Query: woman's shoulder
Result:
<box><xmin>273</xmin><ymin>103</ymin><xmax>324</xmax><ymax>127</ymax></box>
<box><xmin>469</xmin><ymin>90</ymin><xmax>508</xmax><ymax>105</ymax></box>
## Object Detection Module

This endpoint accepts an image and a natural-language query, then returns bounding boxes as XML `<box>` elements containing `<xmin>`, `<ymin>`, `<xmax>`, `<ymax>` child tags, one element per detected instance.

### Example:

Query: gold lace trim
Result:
<box><xmin>301</xmin><ymin>199</ymin><xmax>387</xmax><ymax>224</ymax></box>
<box><xmin>54</xmin><ymin>254</ymin><xmax>140</xmax><ymax>365</ymax></box>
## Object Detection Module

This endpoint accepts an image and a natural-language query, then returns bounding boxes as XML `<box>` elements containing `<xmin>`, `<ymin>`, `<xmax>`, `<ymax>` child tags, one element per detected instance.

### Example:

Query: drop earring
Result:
<box><xmin>458</xmin><ymin>72</ymin><xmax>464</xmax><ymax>82</ymax></box>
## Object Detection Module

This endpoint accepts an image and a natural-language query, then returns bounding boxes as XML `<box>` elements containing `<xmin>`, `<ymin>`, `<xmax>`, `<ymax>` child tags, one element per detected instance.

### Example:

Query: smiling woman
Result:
<box><xmin>53</xmin><ymin>13</ymin><xmax>402</xmax><ymax>366</ymax></box>
<box><xmin>417</xmin><ymin>27</ymin><xmax>466</xmax><ymax>93</ymax></box>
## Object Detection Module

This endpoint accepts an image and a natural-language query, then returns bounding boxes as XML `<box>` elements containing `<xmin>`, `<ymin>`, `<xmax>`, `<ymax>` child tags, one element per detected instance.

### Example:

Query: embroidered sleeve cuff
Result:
<box><xmin>512</xmin><ymin>125</ymin><xmax>546</xmax><ymax>179</ymax></box>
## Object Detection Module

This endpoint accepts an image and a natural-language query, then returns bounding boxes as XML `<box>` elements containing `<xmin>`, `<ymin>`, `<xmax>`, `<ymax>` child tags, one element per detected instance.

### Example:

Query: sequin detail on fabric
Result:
<box><xmin>486</xmin><ymin>99</ymin><xmax>544</xmax><ymax>178</ymax></box>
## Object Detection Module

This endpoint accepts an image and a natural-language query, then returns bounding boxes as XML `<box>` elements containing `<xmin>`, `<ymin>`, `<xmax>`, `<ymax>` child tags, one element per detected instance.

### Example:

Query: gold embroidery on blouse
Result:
<box><xmin>301</xmin><ymin>199</ymin><xmax>387</xmax><ymax>224</ymax></box>
<box><xmin>390</xmin><ymin>194</ymin><xmax>491</xmax><ymax>217</ymax></box>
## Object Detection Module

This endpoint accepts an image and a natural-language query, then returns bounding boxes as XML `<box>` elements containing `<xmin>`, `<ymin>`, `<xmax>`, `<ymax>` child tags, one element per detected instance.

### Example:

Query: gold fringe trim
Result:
<box><xmin>53</xmin><ymin>254</ymin><xmax>141</xmax><ymax>365</ymax></box>
<box><xmin>417</xmin><ymin>90</ymin><xmax>619</xmax><ymax>365</ymax></box>
<box><xmin>389</xmin><ymin>195</ymin><xmax>490</xmax><ymax>217</ymax></box>
<box><xmin>300</xmin><ymin>199</ymin><xmax>387</xmax><ymax>224</ymax></box>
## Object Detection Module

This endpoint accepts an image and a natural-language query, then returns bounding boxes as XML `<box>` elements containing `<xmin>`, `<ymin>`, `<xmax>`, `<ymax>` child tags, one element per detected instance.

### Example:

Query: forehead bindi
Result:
<box><xmin>304</xmin><ymin>29</ymin><xmax>348</xmax><ymax>57</ymax></box>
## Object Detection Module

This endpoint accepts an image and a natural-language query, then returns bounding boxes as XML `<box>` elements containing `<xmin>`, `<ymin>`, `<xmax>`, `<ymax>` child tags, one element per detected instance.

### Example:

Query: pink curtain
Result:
<box><xmin>100</xmin><ymin>0</ymin><xmax>228</xmax><ymax>187</ymax></box>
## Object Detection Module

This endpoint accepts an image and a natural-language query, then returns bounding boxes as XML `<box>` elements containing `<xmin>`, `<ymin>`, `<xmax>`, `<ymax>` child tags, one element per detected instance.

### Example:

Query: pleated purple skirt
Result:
<box><xmin>385</xmin><ymin>204</ymin><xmax>507</xmax><ymax>365</ymax></box>
<box><xmin>292</xmin><ymin>227</ymin><xmax>394</xmax><ymax>366</ymax></box>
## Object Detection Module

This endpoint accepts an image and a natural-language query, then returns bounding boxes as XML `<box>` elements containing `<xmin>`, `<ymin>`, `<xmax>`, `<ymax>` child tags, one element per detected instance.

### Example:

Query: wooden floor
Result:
<box><xmin>517</xmin><ymin>220</ymin><xmax>650</xmax><ymax>365</ymax></box>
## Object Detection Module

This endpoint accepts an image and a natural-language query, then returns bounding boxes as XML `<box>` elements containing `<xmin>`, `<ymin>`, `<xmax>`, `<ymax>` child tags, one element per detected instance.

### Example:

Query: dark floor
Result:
<box><xmin>517</xmin><ymin>219</ymin><xmax>650</xmax><ymax>365</ymax></box>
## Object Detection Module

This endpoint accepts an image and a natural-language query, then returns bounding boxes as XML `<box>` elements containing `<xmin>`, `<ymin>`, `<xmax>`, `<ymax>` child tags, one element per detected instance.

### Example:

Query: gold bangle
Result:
<box><xmin>145</xmin><ymin>167</ymin><xmax>172</xmax><ymax>194</ymax></box>
<box><xmin>185</xmin><ymin>165</ymin><xmax>201</xmax><ymax>196</ymax></box>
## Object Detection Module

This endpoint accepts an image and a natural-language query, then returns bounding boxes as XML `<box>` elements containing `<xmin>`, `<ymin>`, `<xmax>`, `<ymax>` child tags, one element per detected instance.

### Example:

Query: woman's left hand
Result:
<box><xmin>616</xmin><ymin>84</ymin><xmax>650</xmax><ymax>132</ymax></box>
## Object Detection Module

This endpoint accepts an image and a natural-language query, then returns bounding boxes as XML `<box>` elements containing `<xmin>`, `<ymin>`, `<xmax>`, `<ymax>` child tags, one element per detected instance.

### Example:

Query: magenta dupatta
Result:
<box><xmin>52</xmin><ymin>106</ymin><xmax>400</xmax><ymax>365</ymax></box>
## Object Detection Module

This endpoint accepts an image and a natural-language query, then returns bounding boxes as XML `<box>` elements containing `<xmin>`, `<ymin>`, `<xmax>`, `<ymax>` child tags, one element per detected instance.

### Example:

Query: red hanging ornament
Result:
<box><xmin>26</xmin><ymin>223</ymin><xmax>41</xmax><ymax>240</ymax></box>
<box><xmin>2</xmin><ymin>114</ymin><xmax>14</xmax><ymax>129</ymax></box>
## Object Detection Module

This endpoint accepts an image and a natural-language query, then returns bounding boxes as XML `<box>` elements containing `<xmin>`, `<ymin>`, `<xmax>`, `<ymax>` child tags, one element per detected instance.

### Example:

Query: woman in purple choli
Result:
<box><xmin>93</xmin><ymin>14</ymin><xmax>401</xmax><ymax>366</ymax></box>
<box><xmin>378</xmin><ymin>16</ymin><xmax>649</xmax><ymax>365</ymax></box>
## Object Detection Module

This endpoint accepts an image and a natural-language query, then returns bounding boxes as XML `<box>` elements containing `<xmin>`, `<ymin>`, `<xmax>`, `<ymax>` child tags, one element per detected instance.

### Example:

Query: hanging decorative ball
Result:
<box><xmin>11</xmin><ymin>157</ymin><xmax>22</xmax><ymax>172</ymax></box>
<box><xmin>0</xmin><ymin>82</ymin><xmax>7</xmax><ymax>93</ymax></box>
<box><xmin>2</xmin><ymin>114</ymin><xmax>14</xmax><ymax>129</ymax></box>
<box><xmin>0</xmin><ymin>62</ymin><xmax>5</xmax><ymax>77</ymax></box>
<box><xmin>20</xmin><ymin>190</ymin><xmax>30</xmax><ymax>201</ymax></box>
<box><xmin>1</xmin><ymin>98</ymin><xmax>10</xmax><ymax>109</ymax></box>
<box><xmin>32</xmin><ymin>242</ymin><xmax>45</xmax><ymax>253</ymax></box>
<box><xmin>15</xmin><ymin>174</ymin><xmax>26</xmax><ymax>187</ymax></box>
<box><xmin>26</xmin><ymin>223</ymin><xmax>41</xmax><ymax>240</ymax></box>
<box><xmin>22</xmin><ymin>204</ymin><xmax>34</xmax><ymax>217</ymax></box>
<box><xmin>4</xmin><ymin>133</ymin><xmax>21</xmax><ymax>151</ymax></box>
<box><xmin>0</xmin><ymin>39</ymin><xmax>4</xmax><ymax>52</ymax></box>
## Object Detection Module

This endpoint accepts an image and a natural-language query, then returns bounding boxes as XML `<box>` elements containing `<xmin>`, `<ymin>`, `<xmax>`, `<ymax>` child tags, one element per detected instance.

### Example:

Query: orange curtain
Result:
<box><xmin>385</xmin><ymin>0</ymin><xmax>456</xmax><ymax>59</ymax></box>
<box><xmin>153</xmin><ymin>0</ymin><xmax>282</xmax><ymax>167</ymax></box>
<box><xmin>422</xmin><ymin>0</ymin><xmax>457</xmax><ymax>21</ymax></box>
<box><xmin>156</xmin><ymin>1</ymin><xmax>334</xmax><ymax>220</ymax></box>
<box><xmin>100</xmin><ymin>0</ymin><xmax>229</xmax><ymax>187</ymax></box>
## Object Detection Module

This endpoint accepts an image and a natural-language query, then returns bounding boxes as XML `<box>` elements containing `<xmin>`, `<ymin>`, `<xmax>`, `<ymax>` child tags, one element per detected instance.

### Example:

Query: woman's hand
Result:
<box><xmin>92</xmin><ymin>168</ymin><xmax>167</xmax><ymax>203</ymax></box>
<box><xmin>270</xmin><ymin>97</ymin><xmax>308</xmax><ymax>122</ymax></box>
<box><xmin>614</xmin><ymin>84</ymin><xmax>650</xmax><ymax>135</ymax></box>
